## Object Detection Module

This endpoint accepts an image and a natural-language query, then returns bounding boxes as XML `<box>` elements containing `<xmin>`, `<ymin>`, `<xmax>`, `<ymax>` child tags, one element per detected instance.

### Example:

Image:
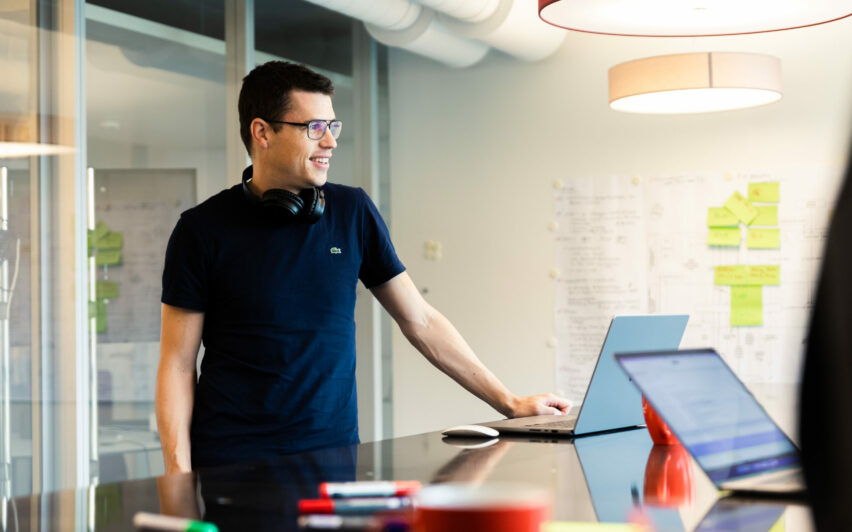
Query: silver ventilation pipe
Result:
<box><xmin>303</xmin><ymin>0</ymin><xmax>490</xmax><ymax>68</ymax></box>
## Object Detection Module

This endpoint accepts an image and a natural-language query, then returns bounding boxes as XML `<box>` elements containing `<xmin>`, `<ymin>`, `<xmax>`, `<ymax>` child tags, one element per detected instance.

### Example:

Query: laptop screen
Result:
<box><xmin>616</xmin><ymin>349</ymin><xmax>799</xmax><ymax>484</ymax></box>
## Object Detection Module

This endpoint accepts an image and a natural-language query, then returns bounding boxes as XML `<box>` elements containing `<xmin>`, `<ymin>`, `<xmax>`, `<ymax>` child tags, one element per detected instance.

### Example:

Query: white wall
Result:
<box><xmin>388</xmin><ymin>19</ymin><xmax>852</xmax><ymax>437</ymax></box>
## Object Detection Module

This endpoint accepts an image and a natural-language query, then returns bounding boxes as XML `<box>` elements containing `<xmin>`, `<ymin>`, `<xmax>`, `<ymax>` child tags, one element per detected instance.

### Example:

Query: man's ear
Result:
<box><xmin>251</xmin><ymin>118</ymin><xmax>271</xmax><ymax>151</ymax></box>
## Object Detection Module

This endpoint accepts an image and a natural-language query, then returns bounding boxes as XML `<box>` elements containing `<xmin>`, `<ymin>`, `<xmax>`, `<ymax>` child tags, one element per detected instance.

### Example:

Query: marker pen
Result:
<box><xmin>298</xmin><ymin>515</ymin><xmax>411</xmax><ymax>531</ymax></box>
<box><xmin>299</xmin><ymin>496</ymin><xmax>412</xmax><ymax>515</ymax></box>
<box><xmin>297</xmin><ymin>514</ymin><xmax>377</xmax><ymax>530</ymax></box>
<box><xmin>132</xmin><ymin>512</ymin><xmax>218</xmax><ymax>532</ymax></box>
<box><xmin>318</xmin><ymin>480</ymin><xmax>421</xmax><ymax>498</ymax></box>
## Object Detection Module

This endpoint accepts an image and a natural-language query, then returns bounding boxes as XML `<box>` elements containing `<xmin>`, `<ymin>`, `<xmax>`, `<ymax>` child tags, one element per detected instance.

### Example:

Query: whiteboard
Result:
<box><xmin>554</xmin><ymin>169</ymin><xmax>841</xmax><ymax>404</ymax></box>
<box><xmin>94</xmin><ymin>168</ymin><xmax>196</xmax><ymax>343</ymax></box>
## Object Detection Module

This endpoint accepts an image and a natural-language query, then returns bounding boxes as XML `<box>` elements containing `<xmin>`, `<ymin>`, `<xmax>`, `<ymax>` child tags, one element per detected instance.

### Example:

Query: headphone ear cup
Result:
<box><xmin>299</xmin><ymin>187</ymin><xmax>325</xmax><ymax>224</ymax></box>
<box><xmin>260</xmin><ymin>188</ymin><xmax>304</xmax><ymax>219</ymax></box>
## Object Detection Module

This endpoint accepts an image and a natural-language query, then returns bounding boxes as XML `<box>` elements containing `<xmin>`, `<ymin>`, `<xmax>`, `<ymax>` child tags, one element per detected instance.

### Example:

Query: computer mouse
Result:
<box><xmin>441</xmin><ymin>424</ymin><xmax>499</xmax><ymax>438</ymax></box>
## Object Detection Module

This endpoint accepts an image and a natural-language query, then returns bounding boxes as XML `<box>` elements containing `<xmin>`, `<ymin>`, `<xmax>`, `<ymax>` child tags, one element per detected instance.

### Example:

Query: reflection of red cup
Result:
<box><xmin>643</xmin><ymin>396</ymin><xmax>679</xmax><ymax>445</ymax></box>
<box><xmin>414</xmin><ymin>483</ymin><xmax>550</xmax><ymax>532</ymax></box>
<box><xmin>643</xmin><ymin>444</ymin><xmax>695</xmax><ymax>507</ymax></box>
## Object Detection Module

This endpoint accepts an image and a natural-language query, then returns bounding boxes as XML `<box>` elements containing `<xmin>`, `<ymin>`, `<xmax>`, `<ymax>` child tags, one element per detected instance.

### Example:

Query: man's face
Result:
<box><xmin>264</xmin><ymin>90</ymin><xmax>337</xmax><ymax>191</ymax></box>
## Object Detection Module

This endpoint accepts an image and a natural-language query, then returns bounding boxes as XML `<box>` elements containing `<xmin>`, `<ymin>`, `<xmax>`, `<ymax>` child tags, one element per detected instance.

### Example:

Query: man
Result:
<box><xmin>157</xmin><ymin>61</ymin><xmax>569</xmax><ymax>473</ymax></box>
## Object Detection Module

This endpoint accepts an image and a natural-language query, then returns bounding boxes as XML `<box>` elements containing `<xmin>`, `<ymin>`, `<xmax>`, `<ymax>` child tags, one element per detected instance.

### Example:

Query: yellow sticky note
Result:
<box><xmin>96</xmin><ymin>281</ymin><xmax>119</xmax><ymax>299</ymax></box>
<box><xmin>543</xmin><ymin>523</ymin><xmax>643</xmax><ymax>532</ymax></box>
<box><xmin>707</xmin><ymin>207</ymin><xmax>738</xmax><ymax>227</ymax></box>
<box><xmin>96</xmin><ymin>231</ymin><xmax>123</xmax><ymax>250</ymax></box>
<box><xmin>707</xmin><ymin>228</ymin><xmax>740</xmax><ymax>247</ymax></box>
<box><xmin>95</xmin><ymin>249</ymin><xmax>122</xmax><ymax>266</ymax></box>
<box><xmin>724</xmin><ymin>191</ymin><xmax>758</xmax><ymax>224</ymax></box>
<box><xmin>750</xmin><ymin>205</ymin><xmax>778</xmax><ymax>226</ymax></box>
<box><xmin>746</xmin><ymin>265</ymin><xmax>780</xmax><ymax>285</ymax></box>
<box><xmin>748</xmin><ymin>182</ymin><xmax>780</xmax><ymax>203</ymax></box>
<box><xmin>731</xmin><ymin>285</ymin><xmax>763</xmax><ymax>326</ymax></box>
<box><xmin>747</xmin><ymin>228</ymin><xmax>780</xmax><ymax>249</ymax></box>
<box><xmin>715</xmin><ymin>265</ymin><xmax>748</xmax><ymax>285</ymax></box>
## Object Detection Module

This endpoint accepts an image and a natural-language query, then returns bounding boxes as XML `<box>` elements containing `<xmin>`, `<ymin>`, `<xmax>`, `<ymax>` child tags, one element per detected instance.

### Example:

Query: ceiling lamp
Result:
<box><xmin>539</xmin><ymin>0</ymin><xmax>851</xmax><ymax>37</ymax></box>
<box><xmin>0</xmin><ymin>113</ymin><xmax>74</xmax><ymax>158</ymax></box>
<box><xmin>608</xmin><ymin>53</ymin><xmax>782</xmax><ymax>114</ymax></box>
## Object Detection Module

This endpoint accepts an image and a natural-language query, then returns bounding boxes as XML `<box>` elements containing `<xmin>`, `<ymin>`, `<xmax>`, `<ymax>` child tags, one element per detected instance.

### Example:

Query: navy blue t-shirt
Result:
<box><xmin>161</xmin><ymin>175</ymin><xmax>405</xmax><ymax>468</ymax></box>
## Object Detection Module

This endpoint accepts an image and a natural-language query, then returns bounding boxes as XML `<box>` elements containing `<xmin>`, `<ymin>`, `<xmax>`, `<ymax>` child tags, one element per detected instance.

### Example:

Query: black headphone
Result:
<box><xmin>241</xmin><ymin>166</ymin><xmax>325</xmax><ymax>224</ymax></box>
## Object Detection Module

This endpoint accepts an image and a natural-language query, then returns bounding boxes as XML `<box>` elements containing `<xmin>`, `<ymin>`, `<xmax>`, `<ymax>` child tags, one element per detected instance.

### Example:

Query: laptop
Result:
<box><xmin>479</xmin><ymin>315</ymin><xmax>688</xmax><ymax>437</ymax></box>
<box><xmin>614</xmin><ymin>348</ymin><xmax>805</xmax><ymax>494</ymax></box>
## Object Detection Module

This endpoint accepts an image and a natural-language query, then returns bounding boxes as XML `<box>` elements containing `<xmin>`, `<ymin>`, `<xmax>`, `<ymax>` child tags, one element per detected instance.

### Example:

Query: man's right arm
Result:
<box><xmin>156</xmin><ymin>303</ymin><xmax>204</xmax><ymax>474</ymax></box>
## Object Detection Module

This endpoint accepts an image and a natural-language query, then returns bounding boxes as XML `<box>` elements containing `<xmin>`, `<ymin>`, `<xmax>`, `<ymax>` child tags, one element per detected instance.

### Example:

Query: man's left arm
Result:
<box><xmin>370</xmin><ymin>272</ymin><xmax>570</xmax><ymax>418</ymax></box>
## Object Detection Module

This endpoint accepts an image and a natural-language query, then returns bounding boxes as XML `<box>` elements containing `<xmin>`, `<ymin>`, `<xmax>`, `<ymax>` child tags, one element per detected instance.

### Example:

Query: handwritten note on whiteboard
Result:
<box><xmin>553</xmin><ymin>179</ymin><xmax>648</xmax><ymax>401</ymax></box>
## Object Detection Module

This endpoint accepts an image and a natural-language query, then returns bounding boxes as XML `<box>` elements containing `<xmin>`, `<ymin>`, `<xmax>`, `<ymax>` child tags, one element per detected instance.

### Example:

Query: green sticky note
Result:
<box><xmin>748</xmin><ymin>181</ymin><xmax>780</xmax><ymax>203</ymax></box>
<box><xmin>93</xmin><ymin>221</ymin><xmax>109</xmax><ymax>241</ymax></box>
<box><xmin>96</xmin><ymin>300</ymin><xmax>106</xmax><ymax>333</ymax></box>
<box><xmin>96</xmin><ymin>231</ymin><xmax>123</xmax><ymax>250</ymax></box>
<box><xmin>543</xmin><ymin>523</ymin><xmax>641</xmax><ymax>532</ymax></box>
<box><xmin>724</xmin><ymin>191</ymin><xmax>758</xmax><ymax>224</ymax></box>
<box><xmin>707</xmin><ymin>207</ymin><xmax>739</xmax><ymax>227</ymax></box>
<box><xmin>746</xmin><ymin>265</ymin><xmax>780</xmax><ymax>285</ymax></box>
<box><xmin>715</xmin><ymin>265</ymin><xmax>749</xmax><ymax>285</ymax></box>
<box><xmin>750</xmin><ymin>205</ymin><xmax>778</xmax><ymax>226</ymax></box>
<box><xmin>731</xmin><ymin>285</ymin><xmax>763</xmax><ymax>326</ymax></box>
<box><xmin>747</xmin><ymin>228</ymin><xmax>780</xmax><ymax>249</ymax></box>
<box><xmin>96</xmin><ymin>281</ymin><xmax>119</xmax><ymax>299</ymax></box>
<box><xmin>95</xmin><ymin>249</ymin><xmax>122</xmax><ymax>266</ymax></box>
<box><xmin>707</xmin><ymin>228</ymin><xmax>741</xmax><ymax>247</ymax></box>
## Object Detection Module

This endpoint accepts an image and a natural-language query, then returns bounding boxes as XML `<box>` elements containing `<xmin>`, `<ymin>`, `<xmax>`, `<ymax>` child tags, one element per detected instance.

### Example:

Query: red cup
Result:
<box><xmin>643</xmin><ymin>444</ymin><xmax>695</xmax><ymax>507</ymax></box>
<box><xmin>414</xmin><ymin>483</ymin><xmax>550</xmax><ymax>532</ymax></box>
<box><xmin>642</xmin><ymin>396</ymin><xmax>679</xmax><ymax>445</ymax></box>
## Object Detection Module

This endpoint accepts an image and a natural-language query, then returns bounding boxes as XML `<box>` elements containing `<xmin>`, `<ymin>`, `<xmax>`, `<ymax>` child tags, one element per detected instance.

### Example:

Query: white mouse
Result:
<box><xmin>442</xmin><ymin>424</ymin><xmax>499</xmax><ymax>438</ymax></box>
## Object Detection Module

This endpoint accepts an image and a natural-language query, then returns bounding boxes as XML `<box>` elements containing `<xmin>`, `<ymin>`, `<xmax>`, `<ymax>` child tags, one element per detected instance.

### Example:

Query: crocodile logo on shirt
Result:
<box><xmin>330</xmin><ymin>247</ymin><xmax>342</xmax><ymax>255</ymax></box>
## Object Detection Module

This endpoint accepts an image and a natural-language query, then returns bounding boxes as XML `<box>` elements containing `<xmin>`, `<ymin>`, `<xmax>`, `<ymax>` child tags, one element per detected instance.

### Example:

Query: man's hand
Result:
<box><xmin>507</xmin><ymin>393</ymin><xmax>572</xmax><ymax>418</ymax></box>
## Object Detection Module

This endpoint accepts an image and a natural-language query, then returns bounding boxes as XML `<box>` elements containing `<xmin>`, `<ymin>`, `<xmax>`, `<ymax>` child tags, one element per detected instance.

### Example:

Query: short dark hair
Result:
<box><xmin>238</xmin><ymin>61</ymin><xmax>335</xmax><ymax>156</ymax></box>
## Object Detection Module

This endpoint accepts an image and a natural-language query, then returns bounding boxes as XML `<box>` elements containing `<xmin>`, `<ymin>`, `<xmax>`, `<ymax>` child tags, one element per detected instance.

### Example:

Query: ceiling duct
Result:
<box><xmin>414</xmin><ymin>0</ymin><xmax>500</xmax><ymax>22</ymax></box>
<box><xmin>439</xmin><ymin>0</ymin><xmax>565</xmax><ymax>62</ymax></box>
<box><xmin>306</xmin><ymin>0</ymin><xmax>423</xmax><ymax>30</ymax></box>
<box><xmin>303</xmin><ymin>0</ymin><xmax>489</xmax><ymax>68</ymax></box>
<box><xmin>365</xmin><ymin>8</ymin><xmax>489</xmax><ymax>68</ymax></box>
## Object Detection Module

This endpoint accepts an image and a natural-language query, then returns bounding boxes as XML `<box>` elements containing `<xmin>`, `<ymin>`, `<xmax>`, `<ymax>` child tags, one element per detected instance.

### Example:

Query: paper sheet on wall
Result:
<box><xmin>554</xmin><ymin>178</ymin><xmax>648</xmax><ymax>401</ymax></box>
<box><xmin>554</xmin><ymin>170</ymin><xmax>840</xmax><ymax>403</ymax></box>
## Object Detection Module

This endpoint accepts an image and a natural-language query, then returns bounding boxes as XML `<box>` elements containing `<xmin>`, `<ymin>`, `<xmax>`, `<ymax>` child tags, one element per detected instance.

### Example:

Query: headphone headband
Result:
<box><xmin>241</xmin><ymin>165</ymin><xmax>325</xmax><ymax>224</ymax></box>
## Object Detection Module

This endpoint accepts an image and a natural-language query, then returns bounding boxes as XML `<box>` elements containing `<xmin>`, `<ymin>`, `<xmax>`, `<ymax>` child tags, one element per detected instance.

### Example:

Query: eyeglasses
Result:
<box><xmin>266</xmin><ymin>119</ymin><xmax>342</xmax><ymax>140</ymax></box>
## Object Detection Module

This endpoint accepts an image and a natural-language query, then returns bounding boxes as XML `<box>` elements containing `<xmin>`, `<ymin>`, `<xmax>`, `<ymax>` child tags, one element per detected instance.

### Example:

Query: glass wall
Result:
<box><xmin>85</xmin><ymin>0</ymin><xmax>227</xmax><ymax>483</ymax></box>
<box><xmin>1</xmin><ymin>0</ymin><xmax>392</xmax><ymax>495</ymax></box>
<box><xmin>1</xmin><ymin>0</ymin><xmax>86</xmax><ymax>497</ymax></box>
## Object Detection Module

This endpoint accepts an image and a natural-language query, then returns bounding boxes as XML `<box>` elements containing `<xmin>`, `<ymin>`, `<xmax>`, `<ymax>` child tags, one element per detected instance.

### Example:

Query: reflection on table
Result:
<box><xmin>1</xmin><ymin>427</ymin><xmax>811</xmax><ymax>531</ymax></box>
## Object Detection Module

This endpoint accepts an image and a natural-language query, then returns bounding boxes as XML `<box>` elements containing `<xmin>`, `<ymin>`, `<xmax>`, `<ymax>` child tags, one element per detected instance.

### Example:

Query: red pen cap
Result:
<box><xmin>299</xmin><ymin>499</ymin><xmax>334</xmax><ymax>514</ymax></box>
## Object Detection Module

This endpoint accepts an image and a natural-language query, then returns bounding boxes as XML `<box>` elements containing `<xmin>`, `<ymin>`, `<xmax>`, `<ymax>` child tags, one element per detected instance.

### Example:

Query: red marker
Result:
<box><xmin>318</xmin><ymin>481</ymin><xmax>421</xmax><ymax>499</ymax></box>
<box><xmin>299</xmin><ymin>497</ymin><xmax>412</xmax><ymax>515</ymax></box>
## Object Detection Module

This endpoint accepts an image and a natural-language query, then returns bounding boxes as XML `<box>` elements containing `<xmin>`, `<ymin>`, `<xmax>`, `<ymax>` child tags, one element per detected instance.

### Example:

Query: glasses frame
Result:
<box><xmin>265</xmin><ymin>119</ymin><xmax>342</xmax><ymax>140</ymax></box>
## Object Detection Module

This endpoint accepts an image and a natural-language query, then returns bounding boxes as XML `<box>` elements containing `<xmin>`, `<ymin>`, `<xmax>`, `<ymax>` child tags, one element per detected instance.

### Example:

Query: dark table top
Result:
<box><xmin>6</xmin><ymin>428</ymin><xmax>811</xmax><ymax>531</ymax></box>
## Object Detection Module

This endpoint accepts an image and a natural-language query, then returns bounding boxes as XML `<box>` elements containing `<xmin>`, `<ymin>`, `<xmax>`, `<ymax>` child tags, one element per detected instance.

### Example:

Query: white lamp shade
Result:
<box><xmin>608</xmin><ymin>53</ymin><xmax>783</xmax><ymax>114</ymax></box>
<box><xmin>539</xmin><ymin>0</ymin><xmax>851</xmax><ymax>37</ymax></box>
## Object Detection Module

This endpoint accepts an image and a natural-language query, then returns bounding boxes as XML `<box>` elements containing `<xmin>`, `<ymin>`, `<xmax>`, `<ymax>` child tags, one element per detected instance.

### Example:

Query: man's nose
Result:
<box><xmin>320</xmin><ymin>127</ymin><xmax>337</xmax><ymax>149</ymax></box>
